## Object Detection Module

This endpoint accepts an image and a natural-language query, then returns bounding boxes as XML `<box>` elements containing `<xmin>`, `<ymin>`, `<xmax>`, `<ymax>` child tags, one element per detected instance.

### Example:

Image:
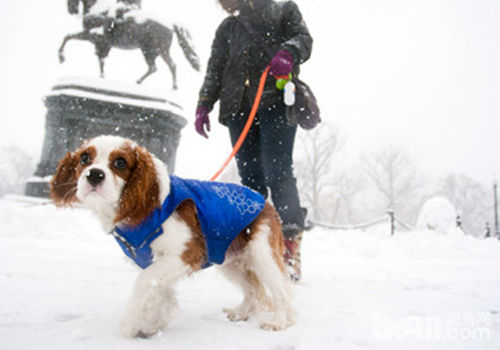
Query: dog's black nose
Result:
<box><xmin>86</xmin><ymin>168</ymin><xmax>105</xmax><ymax>187</ymax></box>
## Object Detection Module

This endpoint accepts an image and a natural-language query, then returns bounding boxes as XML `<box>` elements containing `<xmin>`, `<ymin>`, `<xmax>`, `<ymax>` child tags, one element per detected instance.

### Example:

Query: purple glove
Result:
<box><xmin>269</xmin><ymin>49</ymin><xmax>294</xmax><ymax>77</ymax></box>
<box><xmin>195</xmin><ymin>106</ymin><xmax>211</xmax><ymax>138</ymax></box>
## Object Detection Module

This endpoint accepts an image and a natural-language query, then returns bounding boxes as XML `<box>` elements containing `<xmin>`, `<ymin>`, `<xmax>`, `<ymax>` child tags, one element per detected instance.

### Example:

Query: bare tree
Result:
<box><xmin>439</xmin><ymin>173</ymin><xmax>491</xmax><ymax>236</ymax></box>
<box><xmin>361</xmin><ymin>148</ymin><xmax>422</xmax><ymax>224</ymax></box>
<box><xmin>327</xmin><ymin>169</ymin><xmax>366</xmax><ymax>224</ymax></box>
<box><xmin>295</xmin><ymin>124</ymin><xmax>343</xmax><ymax>221</ymax></box>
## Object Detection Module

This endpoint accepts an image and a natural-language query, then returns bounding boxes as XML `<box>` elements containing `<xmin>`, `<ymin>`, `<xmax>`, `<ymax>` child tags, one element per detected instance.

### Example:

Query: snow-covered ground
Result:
<box><xmin>1</xmin><ymin>197</ymin><xmax>500</xmax><ymax>350</ymax></box>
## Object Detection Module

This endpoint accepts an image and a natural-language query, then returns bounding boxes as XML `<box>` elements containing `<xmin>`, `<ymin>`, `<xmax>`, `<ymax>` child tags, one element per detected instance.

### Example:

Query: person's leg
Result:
<box><xmin>258</xmin><ymin>105</ymin><xmax>304</xmax><ymax>236</ymax></box>
<box><xmin>226</xmin><ymin>109</ymin><xmax>268</xmax><ymax>199</ymax></box>
<box><xmin>258</xmin><ymin>105</ymin><xmax>305</xmax><ymax>282</ymax></box>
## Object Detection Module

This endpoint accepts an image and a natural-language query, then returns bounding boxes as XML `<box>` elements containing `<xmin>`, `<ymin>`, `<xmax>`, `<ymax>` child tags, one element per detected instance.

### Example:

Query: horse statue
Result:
<box><xmin>60</xmin><ymin>0</ymin><xmax>200</xmax><ymax>89</ymax></box>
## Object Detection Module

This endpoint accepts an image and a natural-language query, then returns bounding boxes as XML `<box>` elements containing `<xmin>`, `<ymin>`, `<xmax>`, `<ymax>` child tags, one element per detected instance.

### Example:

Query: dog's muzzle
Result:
<box><xmin>86</xmin><ymin>168</ymin><xmax>105</xmax><ymax>187</ymax></box>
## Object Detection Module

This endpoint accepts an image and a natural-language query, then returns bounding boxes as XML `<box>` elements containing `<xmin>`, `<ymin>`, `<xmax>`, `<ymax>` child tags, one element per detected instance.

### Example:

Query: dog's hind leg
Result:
<box><xmin>220</xmin><ymin>262</ymin><xmax>272</xmax><ymax>322</ymax></box>
<box><xmin>248</xmin><ymin>224</ymin><xmax>296</xmax><ymax>331</ymax></box>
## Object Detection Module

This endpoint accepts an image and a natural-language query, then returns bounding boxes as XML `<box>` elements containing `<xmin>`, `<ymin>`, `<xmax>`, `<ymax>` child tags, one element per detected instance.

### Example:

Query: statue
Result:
<box><xmin>26</xmin><ymin>0</ymin><xmax>190</xmax><ymax>197</ymax></box>
<box><xmin>59</xmin><ymin>0</ymin><xmax>200</xmax><ymax>89</ymax></box>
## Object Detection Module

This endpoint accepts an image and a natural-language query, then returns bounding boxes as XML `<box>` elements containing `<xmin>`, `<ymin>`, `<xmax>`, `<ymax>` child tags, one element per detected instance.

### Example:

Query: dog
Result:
<box><xmin>50</xmin><ymin>135</ymin><xmax>295</xmax><ymax>337</ymax></box>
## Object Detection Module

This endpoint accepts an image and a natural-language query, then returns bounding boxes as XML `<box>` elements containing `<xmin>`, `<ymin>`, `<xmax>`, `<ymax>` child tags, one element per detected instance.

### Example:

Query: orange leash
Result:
<box><xmin>210</xmin><ymin>66</ymin><xmax>270</xmax><ymax>181</ymax></box>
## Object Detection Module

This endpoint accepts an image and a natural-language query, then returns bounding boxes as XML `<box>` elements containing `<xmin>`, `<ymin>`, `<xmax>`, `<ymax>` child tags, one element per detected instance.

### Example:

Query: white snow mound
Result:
<box><xmin>417</xmin><ymin>196</ymin><xmax>458</xmax><ymax>234</ymax></box>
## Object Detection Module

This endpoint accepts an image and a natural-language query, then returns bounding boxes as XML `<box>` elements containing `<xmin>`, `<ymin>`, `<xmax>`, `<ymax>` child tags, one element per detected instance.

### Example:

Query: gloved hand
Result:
<box><xmin>269</xmin><ymin>49</ymin><xmax>294</xmax><ymax>77</ymax></box>
<box><xmin>195</xmin><ymin>106</ymin><xmax>211</xmax><ymax>138</ymax></box>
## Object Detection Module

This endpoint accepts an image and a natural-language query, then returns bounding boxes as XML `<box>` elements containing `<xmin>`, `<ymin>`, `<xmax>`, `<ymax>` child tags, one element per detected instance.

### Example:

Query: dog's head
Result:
<box><xmin>50</xmin><ymin>135</ymin><xmax>164</xmax><ymax>227</ymax></box>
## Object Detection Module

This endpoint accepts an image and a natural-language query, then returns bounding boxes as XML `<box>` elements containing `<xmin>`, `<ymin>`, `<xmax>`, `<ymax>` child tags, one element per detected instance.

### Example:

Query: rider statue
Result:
<box><xmin>60</xmin><ymin>0</ymin><xmax>200</xmax><ymax>87</ymax></box>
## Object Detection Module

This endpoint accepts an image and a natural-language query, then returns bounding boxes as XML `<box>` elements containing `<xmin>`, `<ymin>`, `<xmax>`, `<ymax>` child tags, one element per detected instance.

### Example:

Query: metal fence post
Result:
<box><xmin>494</xmin><ymin>181</ymin><xmax>499</xmax><ymax>238</ymax></box>
<box><xmin>388</xmin><ymin>209</ymin><xmax>395</xmax><ymax>236</ymax></box>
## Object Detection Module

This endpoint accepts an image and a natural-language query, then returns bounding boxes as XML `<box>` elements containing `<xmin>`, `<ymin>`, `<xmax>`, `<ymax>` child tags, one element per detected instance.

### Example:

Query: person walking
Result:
<box><xmin>195</xmin><ymin>0</ymin><xmax>313</xmax><ymax>281</ymax></box>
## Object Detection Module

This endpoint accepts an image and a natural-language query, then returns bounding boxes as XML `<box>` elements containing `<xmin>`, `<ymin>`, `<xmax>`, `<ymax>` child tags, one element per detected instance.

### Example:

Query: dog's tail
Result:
<box><xmin>173</xmin><ymin>24</ymin><xmax>200</xmax><ymax>72</ymax></box>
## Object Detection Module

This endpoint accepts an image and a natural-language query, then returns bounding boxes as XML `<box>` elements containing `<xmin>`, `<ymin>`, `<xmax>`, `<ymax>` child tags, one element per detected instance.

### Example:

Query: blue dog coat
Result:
<box><xmin>111</xmin><ymin>176</ymin><xmax>266</xmax><ymax>269</ymax></box>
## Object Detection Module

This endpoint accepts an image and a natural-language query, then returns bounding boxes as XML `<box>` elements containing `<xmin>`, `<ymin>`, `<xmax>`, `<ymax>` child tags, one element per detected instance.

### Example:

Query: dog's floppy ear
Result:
<box><xmin>50</xmin><ymin>152</ymin><xmax>80</xmax><ymax>206</ymax></box>
<box><xmin>115</xmin><ymin>145</ymin><xmax>160</xmax><ymax>227</ymax></box>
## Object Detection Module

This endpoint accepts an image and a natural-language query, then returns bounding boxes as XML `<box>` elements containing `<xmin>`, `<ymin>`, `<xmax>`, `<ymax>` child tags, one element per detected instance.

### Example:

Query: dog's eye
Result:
<box><xmin>80</xmin><ymin>153</ymin><xmax>90</xmax><ymax>165</ymax></box>
<box><xmin>113</xmin><ymin>157</ymin><xmax>127</xmax><ymax>170</ymax></box>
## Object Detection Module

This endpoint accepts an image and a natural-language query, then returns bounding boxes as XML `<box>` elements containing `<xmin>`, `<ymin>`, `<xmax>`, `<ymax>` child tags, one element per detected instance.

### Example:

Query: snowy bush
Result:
<box><xmin>417</xmin><ymin>196</ymin><xmax>457</xmax><ymax>234</ymax></box>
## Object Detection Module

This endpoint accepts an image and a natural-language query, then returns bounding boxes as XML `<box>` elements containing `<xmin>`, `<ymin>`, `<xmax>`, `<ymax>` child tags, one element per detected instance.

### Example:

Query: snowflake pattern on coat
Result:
<box><xmin>212</xmin><ymin>185</ymin><xmax>265</xmax><ymax>216</ymax></box>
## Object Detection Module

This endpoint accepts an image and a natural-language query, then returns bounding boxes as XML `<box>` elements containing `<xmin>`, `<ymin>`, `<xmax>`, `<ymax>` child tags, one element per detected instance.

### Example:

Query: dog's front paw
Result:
<box><xmin>120</xmin><ymin>290</ymin><xmax>178</xmax><ymax>338</ymax></box>
<box><xmin>119</xmin><ymin>311</ymin><xmax>158</xmax><ymax>338</ymax></box>
<box><xmin>120</xmin><ymin>317</ymin><xmax>141</xmax><ymax>338</ymax></box>
<box><xmin>223</xmin><ymin>307</ymin><xmax>251</xmax><ymax>322</ymax></box>
<box><xmin>259</xmin><ymin>312</ymin><xmax>294</xmax><ymax>331</ymax></box>
<box><xmin>259</xmin><ymin>320</ymin><xmax>289</xmax><ymax>331</ymax></box>
<box><xmin>120</xmin><ymin>316</ymin><xmax>158</xmax><ymax>338</ymax></box>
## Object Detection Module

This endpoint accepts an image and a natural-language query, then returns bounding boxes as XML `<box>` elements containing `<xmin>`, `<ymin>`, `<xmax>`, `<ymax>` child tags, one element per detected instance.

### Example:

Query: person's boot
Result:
<box><xmin>283</xmin><ymin>230</ymin><xmax>303</xmax><ymax>282</ymax></box>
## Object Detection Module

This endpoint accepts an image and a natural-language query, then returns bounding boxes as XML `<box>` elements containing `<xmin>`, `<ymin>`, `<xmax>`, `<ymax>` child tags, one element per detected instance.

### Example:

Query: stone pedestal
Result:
<box><xmin>26</xmin><ymin>78</ymin><xmax>186</xmax><ymax>197</ymax></box>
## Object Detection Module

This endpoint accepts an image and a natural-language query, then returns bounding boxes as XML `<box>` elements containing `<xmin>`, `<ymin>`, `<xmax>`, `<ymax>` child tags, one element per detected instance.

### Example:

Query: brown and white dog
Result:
<box><xmin>50</xmin><ymin>135</ymin><xmax>295</xmax><ymax>337</ymax></box>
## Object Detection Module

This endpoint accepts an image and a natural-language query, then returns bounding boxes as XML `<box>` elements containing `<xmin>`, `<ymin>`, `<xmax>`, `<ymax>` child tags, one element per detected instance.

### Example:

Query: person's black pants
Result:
<box><xmin>226</xmin><ymin>101</ymin><xmax>304</xmax><ymax>238</ymax></box>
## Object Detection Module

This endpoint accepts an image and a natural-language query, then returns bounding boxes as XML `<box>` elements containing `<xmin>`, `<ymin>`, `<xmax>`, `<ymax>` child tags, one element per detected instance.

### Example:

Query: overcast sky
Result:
<box><xmin>0</xmin><ymin>0</ymin><xmax>499</xmax><ymax>184</ymax></box>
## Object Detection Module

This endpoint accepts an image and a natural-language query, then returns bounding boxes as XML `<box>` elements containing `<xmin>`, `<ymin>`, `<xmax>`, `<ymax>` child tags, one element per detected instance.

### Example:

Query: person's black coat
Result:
<box><xmin>198</xmin><ymin>0</ymin><xmax>313</xmax><ymax>125</ymax></box>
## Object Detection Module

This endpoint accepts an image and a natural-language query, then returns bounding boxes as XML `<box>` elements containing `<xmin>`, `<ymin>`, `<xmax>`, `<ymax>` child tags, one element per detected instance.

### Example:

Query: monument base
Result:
<box><xmin>26</xmin><ymin>77</ymin><xmax>187</xmax><ymax>198</ymax></box>
<box><xmin>25</xmin><ymin>177</ymin><xmax>51</xmax><ymax>198</ymax></box>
